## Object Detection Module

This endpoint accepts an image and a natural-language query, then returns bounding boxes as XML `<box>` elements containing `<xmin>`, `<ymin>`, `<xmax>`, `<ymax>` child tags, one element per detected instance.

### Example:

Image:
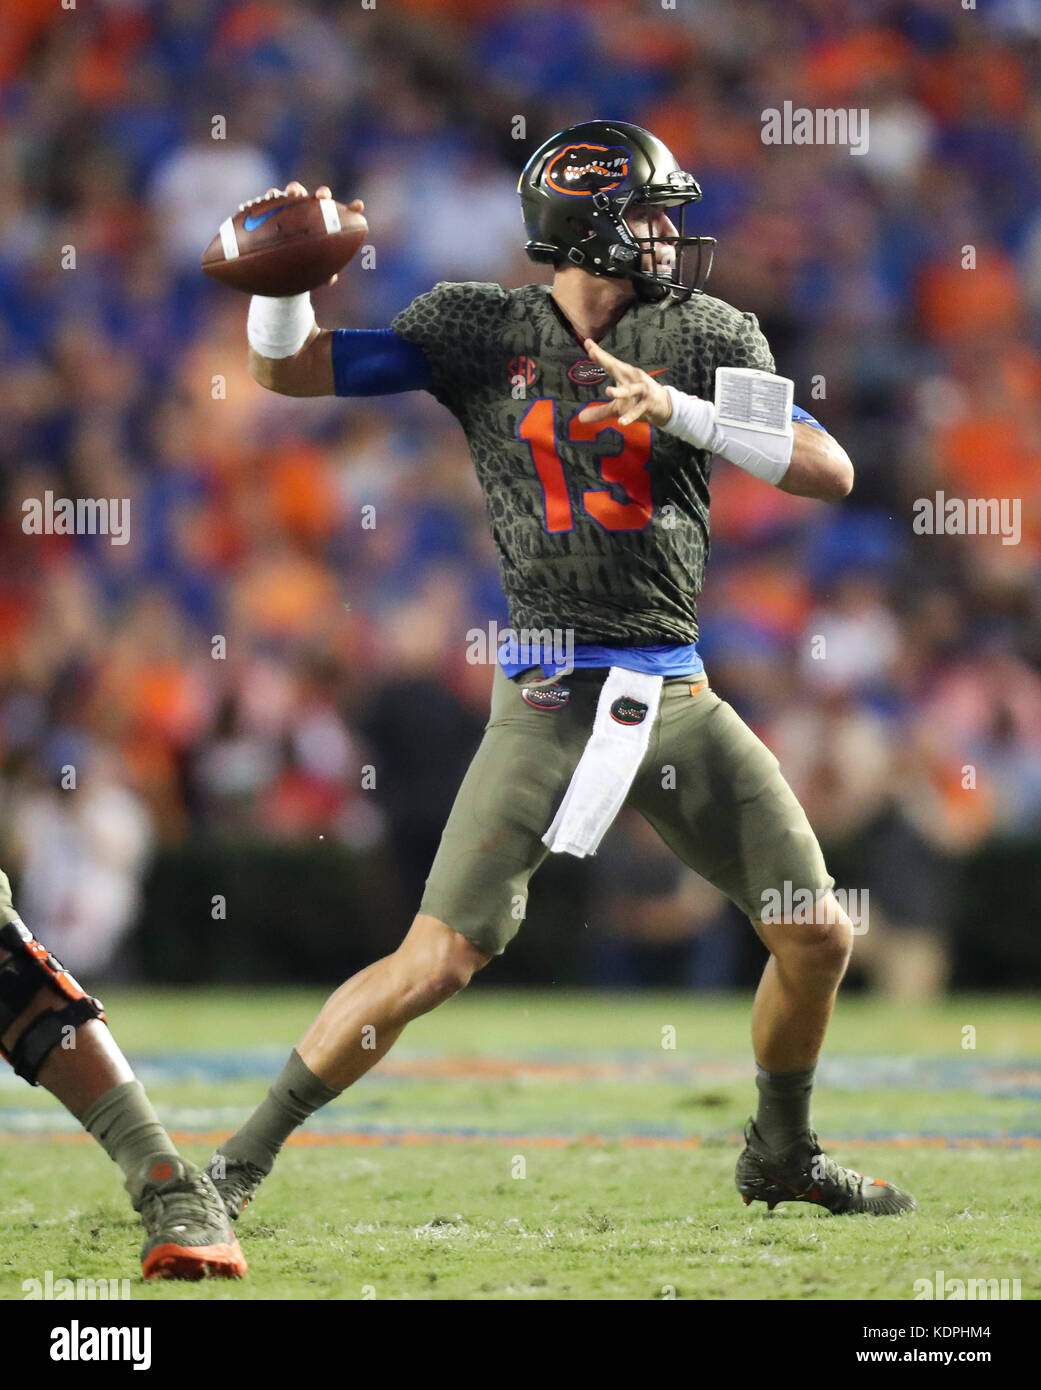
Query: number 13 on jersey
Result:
<box><xmin>518</xmin><ymin>398</ymin><xmax>653</xmax><ymax>533</ymax></box>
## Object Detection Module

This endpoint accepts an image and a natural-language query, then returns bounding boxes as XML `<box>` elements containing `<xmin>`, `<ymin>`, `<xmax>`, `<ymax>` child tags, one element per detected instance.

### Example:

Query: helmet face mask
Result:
<box><xmin>612</xmin><ymin>193</ymin><xmax>716</xmax><ymax>303</ymax></box>
<box><xmin>519</xmin><ymin>121</ymin><xmax>716</xmax><ymax>303</ymax></box>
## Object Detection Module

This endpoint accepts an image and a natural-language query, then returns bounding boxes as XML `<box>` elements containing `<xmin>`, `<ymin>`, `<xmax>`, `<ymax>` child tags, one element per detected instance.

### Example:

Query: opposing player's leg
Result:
<box><xmin>629</xmin><ymin>674</ymin><xmax>915</xmax><ymax>1215</ymax></box>
<box><xmin>210</xmin><ymin>666</ymin><xmax>595</xmax><ymax>1219</ymax></box>
<box><xmin>0</xmin><ymin>870</ymin><xmax>245</xmax><ymax>1278</ymax></box>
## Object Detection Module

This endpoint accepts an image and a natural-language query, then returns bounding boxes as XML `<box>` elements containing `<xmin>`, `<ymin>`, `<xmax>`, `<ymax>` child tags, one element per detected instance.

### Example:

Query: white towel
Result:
<box><xmin>542</xmin><ymin>667</ymin><xmax>664</xmax><ymax>857</ymax></box>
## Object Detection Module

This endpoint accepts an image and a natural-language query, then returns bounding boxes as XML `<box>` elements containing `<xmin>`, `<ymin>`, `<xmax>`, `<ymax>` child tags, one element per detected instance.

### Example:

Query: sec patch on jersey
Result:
<box><xmin>201</xmin><ymin>191</ymin><xmax>367</xmax><ymax>296</ymax></box>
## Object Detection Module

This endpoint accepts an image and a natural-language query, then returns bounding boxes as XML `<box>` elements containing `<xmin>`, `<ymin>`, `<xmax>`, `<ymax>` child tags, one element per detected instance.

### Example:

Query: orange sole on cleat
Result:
<box><xmin>142</xmin><ymin>1240</ymin><xmax>247</xmax><ymax>1281</ymax></box>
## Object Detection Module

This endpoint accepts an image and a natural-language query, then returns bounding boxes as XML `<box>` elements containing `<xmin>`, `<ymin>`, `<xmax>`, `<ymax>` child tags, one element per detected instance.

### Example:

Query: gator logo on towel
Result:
<box><xmin>522</xmin><ymin>683</ymin><xmax>571</xmax><ymax>711</ymax></box>
<box><xmin>610</xmin><ymin>696</ymin><xmax>648</xmax><ymax>726</ymax></box>
<box><xmin>546</xmin><ymin>144</ymin><xmax>632</xmax><ymax>197</ymax></box>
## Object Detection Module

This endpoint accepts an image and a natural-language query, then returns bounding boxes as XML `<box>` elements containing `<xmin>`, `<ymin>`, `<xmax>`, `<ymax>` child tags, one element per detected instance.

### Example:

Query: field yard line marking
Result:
<box><xmin>4</xmin><ymin>1050</ymin><xmax>1037</xmax><ymax>1095</ymax></box>
<box><xmin>3</xmin><ymin>1129</ymin><xmax>1040</xmax><ymax>1149</ymax></box>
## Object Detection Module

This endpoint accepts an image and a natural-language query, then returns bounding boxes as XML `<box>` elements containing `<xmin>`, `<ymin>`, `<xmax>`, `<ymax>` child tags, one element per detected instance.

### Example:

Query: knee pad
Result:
<box><xmin>0</xmin><ymin>919</ymin><xmax>107</xmax><ymax>1085</ymax></box>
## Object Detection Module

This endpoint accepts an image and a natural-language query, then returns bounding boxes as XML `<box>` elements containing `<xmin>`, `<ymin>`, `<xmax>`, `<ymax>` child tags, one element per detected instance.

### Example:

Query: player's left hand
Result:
<box><xmin>575</xmin><ymin>339</ymin><xmax>673</xmax><ymax>428</ymax></box>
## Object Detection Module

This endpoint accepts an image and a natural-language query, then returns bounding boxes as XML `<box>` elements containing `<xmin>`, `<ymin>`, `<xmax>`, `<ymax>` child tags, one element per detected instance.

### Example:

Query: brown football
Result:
<box><xmin>200</xmin><ymin>192</ymin><xmax>368</xmax><ymax>295</ymax></box>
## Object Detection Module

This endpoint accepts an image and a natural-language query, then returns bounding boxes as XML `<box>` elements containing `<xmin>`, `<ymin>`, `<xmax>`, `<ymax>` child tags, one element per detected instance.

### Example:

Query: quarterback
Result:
<box><xmin>211</xmin><ymin>122</ymin><xmax>915</xmax><ymax>1221</ymax></box>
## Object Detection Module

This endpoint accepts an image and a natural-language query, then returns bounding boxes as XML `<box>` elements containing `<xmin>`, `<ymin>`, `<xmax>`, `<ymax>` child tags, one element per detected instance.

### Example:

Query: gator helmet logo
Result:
<box><xmin>610</xmin><ymin>695</ymin><xmax>648</xmax><ymax>726</ymax></box>
<box><xmin>522</xmin><ymin>683</ymin><xmax>571</xmax><ymax>711</ymax></box>
<box><xmin>568</xmin><ymin>358</ymin><xmax>608</xmax><ymax>386</ymax></box>
<box><xmin>546</xmin><ymin>144</ymin><xmax>632</xmax><ymax>197</ymax></box>
<box><xmin>508</xmin><ymin>355</ymin><xmax>539</xmax><ymax>386</ymax></box>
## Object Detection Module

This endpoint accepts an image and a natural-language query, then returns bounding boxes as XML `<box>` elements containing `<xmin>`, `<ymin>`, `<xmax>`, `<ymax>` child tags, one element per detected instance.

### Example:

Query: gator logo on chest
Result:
<box><xmin>567</xmin><ymin>358</ymin><xmax>608</xmax><ymax>386</ymax></box>
<box><xmin>522</xmin><ymin>683</ymin><xmax>571</xmax><ymax>712</ymax></box>
<box><xmin>610</xmin><ymin>696</ymin><xmax>649</xmax><ymax>726</ymax></box>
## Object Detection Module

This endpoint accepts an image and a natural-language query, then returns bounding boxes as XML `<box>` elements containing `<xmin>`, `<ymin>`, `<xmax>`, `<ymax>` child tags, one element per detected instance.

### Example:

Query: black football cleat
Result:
<box><xmin>735</xmin><ymin>1120</ymin><xmax>917</xmax><ymax>1215</ymax></box>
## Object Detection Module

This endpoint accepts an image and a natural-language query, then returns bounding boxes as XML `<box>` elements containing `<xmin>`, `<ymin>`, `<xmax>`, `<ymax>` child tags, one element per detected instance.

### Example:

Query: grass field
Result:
<box><xmin>1</xmin><ymin>988</ymin><xmax>1039</xmax><ymax>1301</ymax></box>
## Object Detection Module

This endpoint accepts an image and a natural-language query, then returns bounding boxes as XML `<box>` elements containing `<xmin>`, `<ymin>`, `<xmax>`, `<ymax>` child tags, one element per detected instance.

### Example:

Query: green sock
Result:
<box><xmin>82</xmin><ymin>1080</ymin><xmax>181</xmax><ymax>1196</ymax></box>
<box><xmin>218</xmin><ymin>1049</ymin><xmax>341</xmax><ymax>1175</ymax></box>
<box><xmin>754</xmin><ymin>1064</ymin><xmax>816</xmax><ymax>1151</ymax></box>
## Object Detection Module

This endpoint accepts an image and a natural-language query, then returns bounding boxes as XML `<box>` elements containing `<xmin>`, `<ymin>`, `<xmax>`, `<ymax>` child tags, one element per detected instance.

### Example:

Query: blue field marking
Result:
<box><xmin>1</xmin><ymin>1048</ymin><xmax>1041</xmax><ymax>1142</ymax></box>
<box><xmin>0</xmin><ymin>1106</ymin><xmax>1039</xmax><ymax>1145</ymax></box>
<box><xmin>2</xmin><ymin>1049</ymin><xmax>1038</xmax><ymax>1096</ymax></box>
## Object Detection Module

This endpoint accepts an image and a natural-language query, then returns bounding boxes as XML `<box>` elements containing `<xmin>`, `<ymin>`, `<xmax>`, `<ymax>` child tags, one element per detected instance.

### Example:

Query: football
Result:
<box><xmin>200</xmin><ymin>191</ymin><xmax>367</xmax><ymax>295</ymax></box>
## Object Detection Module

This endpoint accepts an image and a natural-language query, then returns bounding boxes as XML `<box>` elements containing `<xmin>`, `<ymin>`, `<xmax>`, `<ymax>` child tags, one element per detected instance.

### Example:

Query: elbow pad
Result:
<box><xmin>662</xmin><ymin>368</ymin><xmax>795</xmax><ymax>485</ymax></box>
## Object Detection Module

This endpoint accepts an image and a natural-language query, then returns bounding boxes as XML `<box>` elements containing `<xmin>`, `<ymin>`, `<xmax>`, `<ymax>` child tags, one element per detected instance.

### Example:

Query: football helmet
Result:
<box><xmin>518</xmin><ymin>120</ymin><xmax>715</xmax><ymax>302</ymax></box>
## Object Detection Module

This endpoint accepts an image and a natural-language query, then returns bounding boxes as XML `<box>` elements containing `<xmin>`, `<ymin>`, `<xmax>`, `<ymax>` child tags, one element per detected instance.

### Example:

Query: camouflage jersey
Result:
<box><xmin>390</xmin><ymin>281</ymin><xmax>775</xmax><ymax>646</ymax></box>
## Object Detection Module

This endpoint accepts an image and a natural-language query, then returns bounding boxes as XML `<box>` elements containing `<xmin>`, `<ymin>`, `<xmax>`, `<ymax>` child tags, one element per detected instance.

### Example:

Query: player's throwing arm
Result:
<box><xmin>202</xmin><ymin>180</ymin><xmax>366</xmax><ymax>396</ymax></box>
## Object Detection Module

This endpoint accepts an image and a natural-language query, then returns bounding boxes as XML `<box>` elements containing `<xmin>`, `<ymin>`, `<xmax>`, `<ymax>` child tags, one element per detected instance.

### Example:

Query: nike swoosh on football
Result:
<box><xmin>243</xmin><ymin>205</ymin><xmax>288</xmax><ymax>231</ymax></box>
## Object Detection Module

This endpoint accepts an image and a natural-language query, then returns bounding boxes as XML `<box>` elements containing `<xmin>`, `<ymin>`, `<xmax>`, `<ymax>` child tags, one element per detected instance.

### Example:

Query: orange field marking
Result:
<box><xmin>8</xmin><ymin>1130</ymin><xmax>1040</xmax><ymax>1149</ymax></box>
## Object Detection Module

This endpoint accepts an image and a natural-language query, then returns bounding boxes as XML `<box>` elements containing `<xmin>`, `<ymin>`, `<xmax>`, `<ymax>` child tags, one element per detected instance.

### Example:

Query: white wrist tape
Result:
<box><xmin>662</xmin><ymin>385</ymin><xmax>721</xmax><ymax>451</ymax></box>
<box><xmin>246</xmin><ymin>293</ymin><xmax>316</xmax><ymax>359</ymax></box>
<box><xmin>663</xmin><ymin>368</ymin><xmax>795</xmax><ymax>485</ymax></box>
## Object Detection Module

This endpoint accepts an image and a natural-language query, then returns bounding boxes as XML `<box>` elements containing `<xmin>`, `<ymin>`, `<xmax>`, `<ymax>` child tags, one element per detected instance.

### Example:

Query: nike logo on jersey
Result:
<box><xmin>243</xmin><ymin>205</ymin><xmax>287</xmax><ymax>231</ymax></box>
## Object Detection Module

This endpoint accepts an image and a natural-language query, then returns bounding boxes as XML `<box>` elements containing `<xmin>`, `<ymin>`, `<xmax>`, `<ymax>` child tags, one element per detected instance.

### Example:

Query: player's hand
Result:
<box><xmin>575</xmin><ymin>339</ymin><xmax>673</xmax><ymax>428</ymax></box>
<box><xmin>243</xmin><ymin>183</ymin><xmax>366</xmax><ymax>288</ymax></box>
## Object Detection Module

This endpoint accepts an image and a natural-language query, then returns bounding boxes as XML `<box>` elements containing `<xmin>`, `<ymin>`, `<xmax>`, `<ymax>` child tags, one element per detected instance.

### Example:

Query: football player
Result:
<box><xmin>0</xmin><ymin>868</ymin><xmax>245</xmax><ymax>1278</ymax></box>
<box><xmin>212</xmin><ymin>122</ymin><xmax>914</xmax><ymax>1220</ymax></box>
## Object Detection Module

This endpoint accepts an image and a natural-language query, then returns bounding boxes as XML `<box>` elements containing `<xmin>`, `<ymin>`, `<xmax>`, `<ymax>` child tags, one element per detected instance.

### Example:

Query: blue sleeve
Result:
<box><xmin>330</xmin><ymin>329</ymin><xmax>433</xmax><ymax>396</ymax></box>
<box><xmin>792</xmin><ymin>404</ymin><xmax>826</xmax><ymax>432</ymax></box>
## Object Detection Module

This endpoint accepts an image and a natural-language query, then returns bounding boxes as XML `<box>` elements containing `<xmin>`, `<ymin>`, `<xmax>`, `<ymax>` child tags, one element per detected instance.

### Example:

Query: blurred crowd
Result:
<box><xmin>1</xmin><ymin>0</ymin><xmax>1040</xmax><ymax>989</ymax></box>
